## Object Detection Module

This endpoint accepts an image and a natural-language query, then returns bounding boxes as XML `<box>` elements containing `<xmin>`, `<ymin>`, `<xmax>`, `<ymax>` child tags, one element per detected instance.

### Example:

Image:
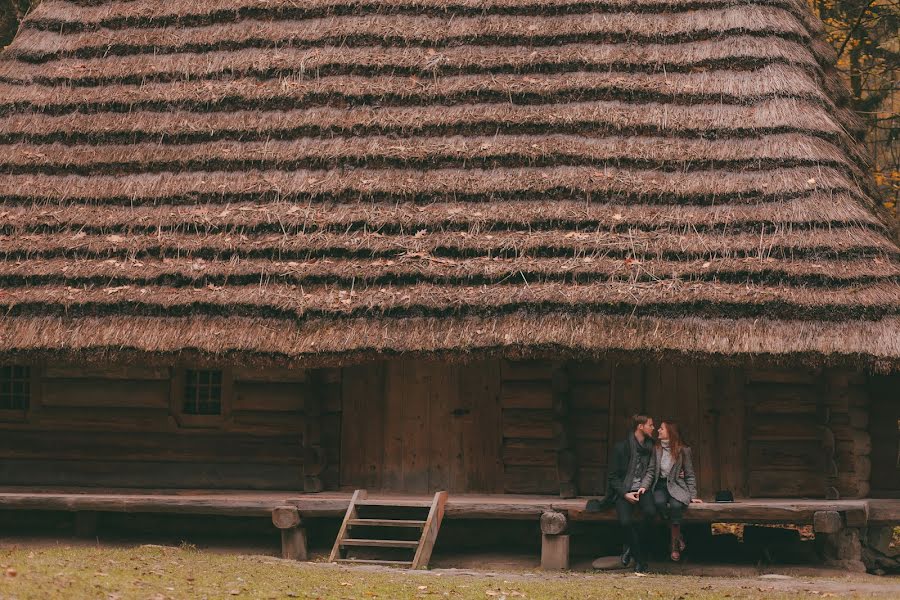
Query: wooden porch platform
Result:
<box><xmin>0</xmin><ymin>488</ymin><xmax>896</xmax><ymax>525</ymax></box>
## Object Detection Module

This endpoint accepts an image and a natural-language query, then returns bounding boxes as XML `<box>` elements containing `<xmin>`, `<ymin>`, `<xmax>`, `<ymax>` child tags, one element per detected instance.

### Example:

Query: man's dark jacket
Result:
<box><xmin>589</xmin><ymin>433</ymin><xmax>656</xmax><ymax>510</ymax></box>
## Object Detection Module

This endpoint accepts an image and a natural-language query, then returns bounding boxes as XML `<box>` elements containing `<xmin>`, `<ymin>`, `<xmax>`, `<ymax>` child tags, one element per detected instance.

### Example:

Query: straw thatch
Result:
<box><xmin>1</xmin><ymin>0</ymin><xmax>898</xmax><ymax>369</ymax></box>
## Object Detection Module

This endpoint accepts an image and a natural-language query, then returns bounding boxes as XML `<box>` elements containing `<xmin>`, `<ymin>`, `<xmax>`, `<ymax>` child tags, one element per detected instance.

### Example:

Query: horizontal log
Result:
<box><xmin>569</xmin><ymin>383</ymin><xmax>611</xmax><ymax>411</ymax></box>
<box><xmin>748</xmin><ymin>384</ymin><xmax>819</xmax><ymax>415</ymax></box>
<box><xmin>41</xmin><ymin>379</ymin><xmax>170</xmax><ymax>409</ymax></box>
<box><xmin>501</xmin><ymin>360</ymin><xmax>555</xmax><ymax>382</ymax></box>
<box><xmin>502</xmin><ymin>409</ymin><xmax>556</xmax><ymax>440</ymax></box>
<box><xmin>232</xmin><ymin>366</ymin><xmax>307</xmax><ymax>383</ymax></box>
<box><xmin>503</xmin><ymin>466</ymin><xmax>558</xmax><ymax>495</ymax></box>
<box><xmin>229</xmin><ymin>410</ymin><xmax>306</xmax><ymax>435</ymax></box>
<box><xmin>571</xmin><ymin>499</ymin><xmax>872</xmax><ymax>523</ymax></box>
<box><xmin>746</xmin><ymin>368</ymin><xmax>821</xmax><ymax>385</ymax></box>
<box><xmin>232</xmin><ymin>381</ymin><xmax>307</xmax><ymax>412</ymax></box>
<box><xmin>565</xmin><ymin>360</ymin><xmax>612</xmax><ymax>383</ymax></box>
<box><xmin>748</xmin><ymin>440</ymin><xmax>825</xmax><ymax>471</ymax></box>
<box><xmin>0</xmin><ymin>430</ymin><xmax>302</xmax><ymax>464</ymax></box>
<box><xmin>0</xmin><ymin>459</ymin><xmax>303</xmax><ymax>489</ymax></box>
<box><xmin>42</xmin><ymin>365</ymin><xmax>170</xmax><ymax>380</ymax></box>
<box><xmin>748</xmin><ymin>416</ymin><xmax>821</xmax><ymax>441</ymax></box>
<box><xmin>500</xmin><ymin>381</ymin><xmax>554</xmax><ymax>410</ymax></box>
<box><xmin>502</xmin><ymin>438</ymin><xmax>557</xmax><ymax>466</ymax></box>
<box><xmin>748</xmin><ymin>470</ymin><xmax>824</xmax><ymax>498</ymax></box>
<box><xmin>0</xmin><ymin>407</ymin><xmax>176</xmax><ymax>433</ymax></box>
<box><xmin>0</xmin><ymin>492</ymin><xmax>883</xmax><ymax>525</ymax></box>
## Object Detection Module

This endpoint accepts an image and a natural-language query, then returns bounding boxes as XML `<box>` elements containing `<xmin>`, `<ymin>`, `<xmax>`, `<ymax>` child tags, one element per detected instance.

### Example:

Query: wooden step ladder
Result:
<box><xmin>329</xmin><ymin>489</ymin><xmax>448</xmax><ymax>569</ymax></box>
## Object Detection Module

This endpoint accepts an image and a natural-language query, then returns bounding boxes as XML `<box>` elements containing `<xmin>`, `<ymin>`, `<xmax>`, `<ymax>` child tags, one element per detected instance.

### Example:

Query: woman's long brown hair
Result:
<box><xmin>661</xmin><ymin>419</ymin><xmax>686</xmax><ymax>459</ymax></box>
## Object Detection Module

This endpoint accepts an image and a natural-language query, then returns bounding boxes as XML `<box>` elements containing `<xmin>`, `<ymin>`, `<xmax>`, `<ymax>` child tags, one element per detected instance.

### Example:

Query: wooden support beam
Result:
<box><xmin>552</xmin><ymin>365</ymin><xmax>577</xmax><ymax>499</ymax></box>
<box><xmin>813</xmin><ymin>510</ymin><xmax>842</xmax><ymax>534</ymax></box>
<box><xmin>281</xmin><ymin>527</ymin><xmax>308</xmax><ymax>561</ymax></box>
<box><xmin>541</xmin><ymin>534</ymin><xmax>570</xmax><ymax>570</ymax></box>
<box><xmin>303</xmin><ymin>370</ymin><xmax>327</xmax><ymax>493</ymax></box>
<box><xmin>272</xmin><ymin>506</ymin><xmax>308</xmax><ymax>561</ymax></box>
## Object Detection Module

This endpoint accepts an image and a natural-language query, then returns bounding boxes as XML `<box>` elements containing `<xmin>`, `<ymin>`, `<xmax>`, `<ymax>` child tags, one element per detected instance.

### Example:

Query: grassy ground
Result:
<box><xmin>1</xmin><ymin>544</ymin><xmax>898</xmax><ymax>600</ymax></box>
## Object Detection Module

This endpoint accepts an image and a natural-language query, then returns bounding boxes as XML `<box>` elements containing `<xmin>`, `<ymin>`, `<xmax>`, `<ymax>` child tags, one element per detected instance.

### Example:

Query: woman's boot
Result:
<box><xmin>670</xmin><ymin>524</ymin><xmax>683</xmax><ymax>562</ymax></box>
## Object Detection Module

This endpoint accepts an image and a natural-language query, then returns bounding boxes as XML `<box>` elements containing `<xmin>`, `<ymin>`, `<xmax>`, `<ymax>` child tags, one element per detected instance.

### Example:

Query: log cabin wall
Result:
<box><xmin>868</xmin><ymin>374</ymin><xmax>899</xmax><ymax>498</ymax></box>
<box><xmin>0</xmin><ymin>359</ymin><xmax>875</xmax><ymax>498</ymax></box>
<box><xmin>0</xmin><ymin>364</ymin><xmax>341</xmax><ymax>490</ymax></box>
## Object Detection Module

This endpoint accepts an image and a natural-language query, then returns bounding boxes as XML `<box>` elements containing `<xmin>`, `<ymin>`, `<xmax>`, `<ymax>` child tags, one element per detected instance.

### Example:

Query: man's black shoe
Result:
<box><xmin>584</xmin><ymin>499</ymin><xmax>603</xmax><ymax>513</ymax></box>
<box><xmin>620</xmin><ymin>546</ymin><xmax>632</xmax><ymax>567</ymax></box>
<box><xmin>633</xmin><ymin>562</ymin><xmax>649</xmax><ymax>574</ymax></box>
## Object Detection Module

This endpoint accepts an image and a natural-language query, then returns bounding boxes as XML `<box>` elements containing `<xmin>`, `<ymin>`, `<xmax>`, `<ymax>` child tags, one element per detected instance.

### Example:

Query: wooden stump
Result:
<box><xmin>540</xmin><ymin>510</ymin><xmax>569</xmax><ymax>570</ymax></box>
<box><xmin>541</xmin><ymin>534</ymin><xmax>570</xmax><ymax>570</ymax></box>
<box><xmin>272</xmin><ymin>506</ymin><xmax>308</xmax><ymax>561</ymax></box>
<box><xmin>813</xmin><ymin>511</ymin><xmax>842</xmax><ymax>534</ymax></box>
<box><xmin>540</xmin><ymin>510</ymin><xmax>568</xmax><ymax>535</ymax></box>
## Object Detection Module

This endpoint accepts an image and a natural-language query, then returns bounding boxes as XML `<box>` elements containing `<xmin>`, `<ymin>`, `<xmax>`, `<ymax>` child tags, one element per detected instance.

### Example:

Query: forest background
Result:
<box><xmin>1</xmin><ymin>0</ymin><xmax>897</xmax><ymax>224</ymax></box>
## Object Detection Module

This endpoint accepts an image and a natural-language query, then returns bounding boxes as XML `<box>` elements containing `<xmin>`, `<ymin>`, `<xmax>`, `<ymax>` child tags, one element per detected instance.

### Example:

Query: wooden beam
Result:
<box><xmin>411</xmin><ymin>490</ymin><xmax>448</xmax><ymax>569</ymax></box>
<box><xmin>813</xmin><ymin>510</ymin><xmax>842</xmax><ymax>534</ymax></box>
<box><xmin>281</xmin><ymin>527</ymin><xmax>308</xmax><ymax>561</ymax></box>
<box><xmin>541</xmin><ymin>534</ymin><xmax>570</xmax><ymax>570</ymax></box>
<box><xmin>271</xmin><ymin>506</ymin><xmax>301</xmax><ymax>530</ymax></box>
<box><xmin>540</xmin><ymin>510</ymin><xmax>567</xmax><ymax>535</ymax></box>
<box><xmin>271</xmin><ymin>505</ymin><xmax>308</xmax><ymax>560</ymax></box>
<box><xmin>553</xmin><ymin>364</ymin><xmax>576</xmax><ymax>499</ymax></box>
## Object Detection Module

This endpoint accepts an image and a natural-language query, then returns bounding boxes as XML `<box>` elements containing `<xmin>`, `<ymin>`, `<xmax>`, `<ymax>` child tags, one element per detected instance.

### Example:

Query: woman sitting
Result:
<box><xmin>640</xmin><ymin>419</ymin><xmax>703</xmax><ymax>561</ymax></box>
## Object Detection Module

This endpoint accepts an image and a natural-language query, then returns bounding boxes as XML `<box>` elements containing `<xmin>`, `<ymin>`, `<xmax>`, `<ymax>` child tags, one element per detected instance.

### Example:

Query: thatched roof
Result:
<box><xmin>1</xmin><ymin>0</ymin><xmax>898</xmax><ymax>370</ymax></box>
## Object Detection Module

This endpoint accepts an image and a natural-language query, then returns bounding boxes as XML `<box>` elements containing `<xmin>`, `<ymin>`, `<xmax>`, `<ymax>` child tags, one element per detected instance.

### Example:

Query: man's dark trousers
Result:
<box><xmin>614</xmin><ymin>491</ymin><xmax>657</xmax><ymax>565</ymax></box>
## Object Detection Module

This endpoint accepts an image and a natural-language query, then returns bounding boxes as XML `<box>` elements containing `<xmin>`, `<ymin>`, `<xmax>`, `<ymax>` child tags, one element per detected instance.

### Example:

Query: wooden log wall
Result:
<box><xmin>745</xmin><ymin>368</ymin><xmax>826</xmax><ymax>498</ymax></box>
<box><xmin>568</xmin><ymin>361</ymin><xmax>612</xmax><ymax>497</ymax></box>
<box><xmin>825</xmin><ymin>371</ymin><xmax>871</xmax><ymax>499</ymax></box>
<box><xmin>500</xmin><ymin>360</ymin><xmax>558</xmax><ymax>494</ymax></box>
<box><xmin>867</xmin><ymin>374</ymin><xmax>899</xmax><ymax>498</ymax></box>
<box><xmin>0</xmin><ymin>364</ymin><xmax>338</xmax><ymax>490</ymax></box>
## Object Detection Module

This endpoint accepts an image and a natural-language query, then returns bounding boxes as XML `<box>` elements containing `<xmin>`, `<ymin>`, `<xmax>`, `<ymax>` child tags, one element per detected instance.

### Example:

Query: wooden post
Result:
<box><xmin>272</xmin><ymin>506</ymin><xmax>308</xmax><ymax>561</ymax></box>
<box><xmin>540</xmin><ymin>510</ymin><xmax>569</xmax><ymax>570</ymax></box>
<box><xmin>303</xmin><ymin>370</ymin><xmax>327</xmax><ymax>493</ymax></box>
<box><xmin>552</xmin><ymin>365</ymin><xmax>577</xmax><ymax>499</ymax></box>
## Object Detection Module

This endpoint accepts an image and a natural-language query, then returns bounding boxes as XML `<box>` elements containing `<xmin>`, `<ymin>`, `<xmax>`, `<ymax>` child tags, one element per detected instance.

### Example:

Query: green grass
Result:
<box><xmin>0</xmin><ymin>544</ymin><xmax>894</xmax><ymax>600</ymax></box>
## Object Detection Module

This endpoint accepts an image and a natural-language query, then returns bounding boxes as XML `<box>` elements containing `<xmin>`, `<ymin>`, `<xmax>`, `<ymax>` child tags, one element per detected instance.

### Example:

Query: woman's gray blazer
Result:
<box><xmin>640</xmin><ymin>446</ymin><xmax>698</xmax><ymax>505</ymax></box>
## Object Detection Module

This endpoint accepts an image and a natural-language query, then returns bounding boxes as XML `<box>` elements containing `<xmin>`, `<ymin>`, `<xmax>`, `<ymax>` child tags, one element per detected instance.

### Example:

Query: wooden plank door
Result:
<box><xmin>340</xmin><ymin>359</ymin><xmax>503</xmax><ymax>493</ymax></box>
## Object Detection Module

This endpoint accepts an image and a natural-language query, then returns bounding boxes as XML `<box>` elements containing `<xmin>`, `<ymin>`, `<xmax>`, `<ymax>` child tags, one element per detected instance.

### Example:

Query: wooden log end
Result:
<box><xmin>540</xmin><ymin>510</ymin><xmax>568</xmax><ymax>535</ymax></box>
<box><xmin>813</xmin><ymin>510</ymin><xmax>842</xmax><ymax>534</ymax></box>
<box><xmin>272</xmin><ymin>506</ymin><xmax>301</xmax><ymax>530</ymax></box>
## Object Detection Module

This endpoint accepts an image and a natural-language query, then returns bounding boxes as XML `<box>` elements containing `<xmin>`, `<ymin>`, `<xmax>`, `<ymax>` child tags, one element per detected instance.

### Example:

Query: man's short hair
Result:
<box><xmin>631</xmin><ymin>414</ymin><xmax>650</xmax><ymax>430</ymax></box>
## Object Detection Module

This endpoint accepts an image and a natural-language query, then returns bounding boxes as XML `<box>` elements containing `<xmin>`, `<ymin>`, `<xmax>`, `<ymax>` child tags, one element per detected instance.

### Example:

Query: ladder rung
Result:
<box><xmin>356</xmin><ymin>499</ymin><xmax>432</xmax><ymax>508</ymax></box>
<box><xmin>348</xmin><ymin>519</ymin><xmax>426</xmax><ymax>528</ymax></box>
<box><xmin>336</xmin><ymin>558</ymin><xmax>413</xmax><ymax>567</ymax></box>
<box><xmin>340</xmin><ymin>538</ymin><xmax>419</xmax><ymax>549</ymax></box>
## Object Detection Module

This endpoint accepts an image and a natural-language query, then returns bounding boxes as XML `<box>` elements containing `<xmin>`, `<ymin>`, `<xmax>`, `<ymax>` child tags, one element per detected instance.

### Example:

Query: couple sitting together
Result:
<box><xmin>589</xmin><ymin>414</ymin><xmax>702</xmax><ymax>573</ymax></box>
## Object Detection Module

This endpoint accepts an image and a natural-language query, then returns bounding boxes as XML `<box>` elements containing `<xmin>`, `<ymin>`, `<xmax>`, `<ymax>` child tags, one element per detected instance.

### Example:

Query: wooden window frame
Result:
<box><xmin>0</xmin><ymin>364</ymin><xmax>39</xmax><ymax>423</ymax></box>
<box><xmin>170</xmin><ymin>366</ymin><xmax>232</xmax><ymax>428</ymax></box>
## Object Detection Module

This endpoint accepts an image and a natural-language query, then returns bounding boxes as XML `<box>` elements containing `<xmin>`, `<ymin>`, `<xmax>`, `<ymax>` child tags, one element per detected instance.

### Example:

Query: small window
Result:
<box><xmin>171</xmin><ymin>367</ymin><xmax>231</xmax><ymax>428</ymax></box>
<box><xmin>183</xmin><ymin>369</ymin><xmax>222</xmax><ymax>415</ymax></box>
<box><xmin>0</xmin><ymin>365</ymin><xmax>30</xmax><ymax>410</ymax></box>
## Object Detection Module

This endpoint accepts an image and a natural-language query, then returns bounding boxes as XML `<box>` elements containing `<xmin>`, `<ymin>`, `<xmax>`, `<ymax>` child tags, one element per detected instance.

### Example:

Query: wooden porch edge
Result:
<box><xmin>0</xmin><ymin>491</ymin><xmax>894</xmax><ymax>524</ymax></box>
